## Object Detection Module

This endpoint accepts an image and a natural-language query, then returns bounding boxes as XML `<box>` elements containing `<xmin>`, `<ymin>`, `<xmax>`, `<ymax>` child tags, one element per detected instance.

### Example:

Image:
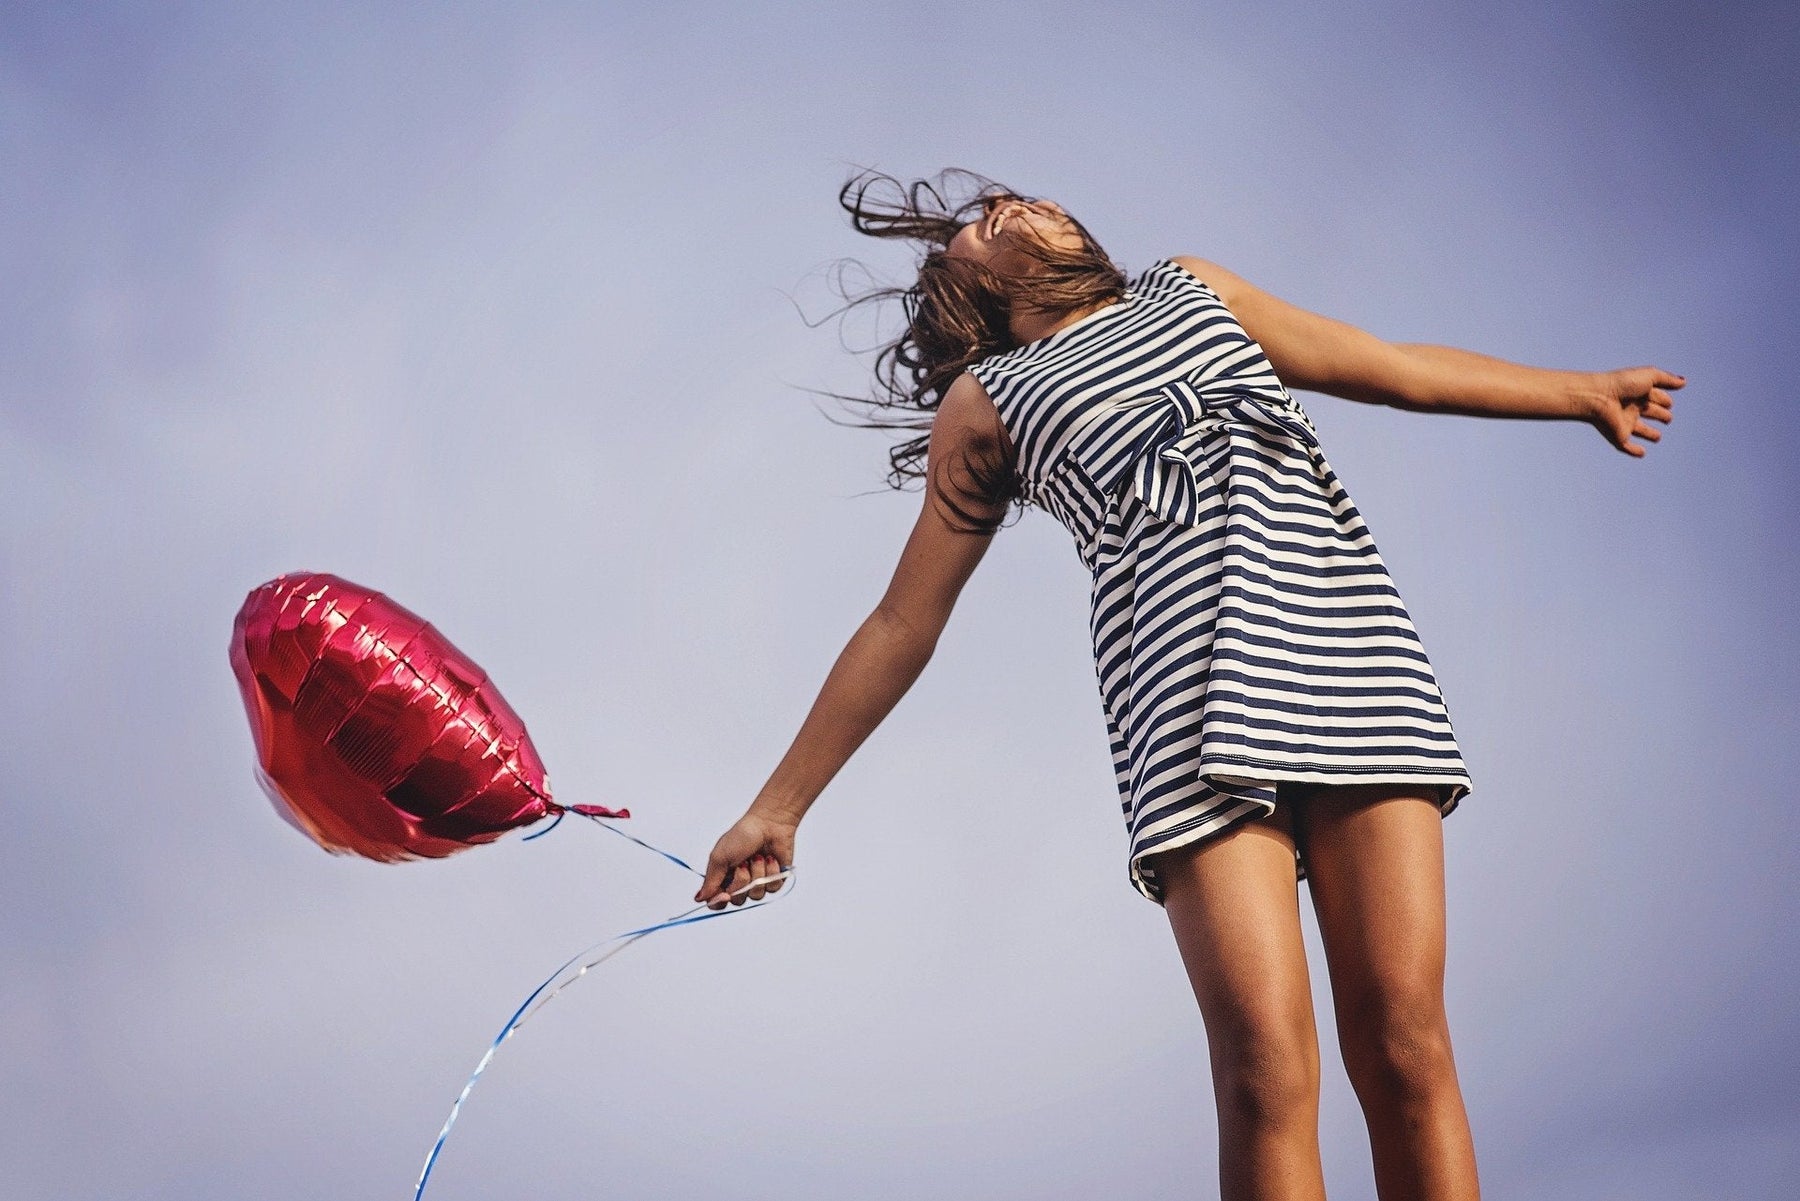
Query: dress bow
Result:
<box><xmin>1062</xmin><ymin>376</ymin><xmax>1320</xmax><ymax>530</ymax></box>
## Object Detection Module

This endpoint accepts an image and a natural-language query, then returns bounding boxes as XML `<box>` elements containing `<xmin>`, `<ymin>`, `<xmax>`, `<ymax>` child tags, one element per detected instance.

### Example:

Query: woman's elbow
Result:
<box><xmin>1288</xmin><ymin>342</ymin><xmax>1433</xmax><ymax>412</ymax></box>
<box><xmin>871</xmin><ymin>601</ymin><xmax>944</xmax><ymax>662</ymax></box>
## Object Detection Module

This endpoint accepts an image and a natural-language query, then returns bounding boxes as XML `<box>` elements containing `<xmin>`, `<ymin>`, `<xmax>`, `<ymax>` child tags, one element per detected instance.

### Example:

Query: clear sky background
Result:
<box><xmin>3</xmin><ymin>3</ymin><xmax>1795</xmax><ymax>1199</ymax></box>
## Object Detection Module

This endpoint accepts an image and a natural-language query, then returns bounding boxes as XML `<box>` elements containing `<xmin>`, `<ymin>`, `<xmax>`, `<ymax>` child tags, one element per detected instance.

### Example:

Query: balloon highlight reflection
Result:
<box><xmin>228</xmin><ymin>571</ymin><xmax>627</xmax><ymax>861</ymax></box>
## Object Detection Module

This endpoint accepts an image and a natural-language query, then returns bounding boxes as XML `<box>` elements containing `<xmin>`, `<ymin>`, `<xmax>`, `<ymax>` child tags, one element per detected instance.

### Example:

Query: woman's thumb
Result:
<box><xmin>695</xmin><ymin>853</ymin><xmax>728</xmax><ymax>902</ymax></box>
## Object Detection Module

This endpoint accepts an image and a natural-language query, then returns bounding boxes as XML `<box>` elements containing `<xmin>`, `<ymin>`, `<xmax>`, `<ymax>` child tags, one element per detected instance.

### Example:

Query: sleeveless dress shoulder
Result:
<box><xmin>966</xmin><ymin>258</ymin><xmax>1472</xmax><ymax>905</ymax></box>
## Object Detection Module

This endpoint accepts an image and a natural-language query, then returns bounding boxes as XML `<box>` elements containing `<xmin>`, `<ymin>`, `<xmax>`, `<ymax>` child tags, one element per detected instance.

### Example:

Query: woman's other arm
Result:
<box><xmin>1171</xmin><ymin>256</ymin><xmax>1683</xmax><ymax>457</ymax></box>
<box><xmin>694</xmin><ymin>373</ymin><xmax>1013</xmax><ymax>907</ymax></box>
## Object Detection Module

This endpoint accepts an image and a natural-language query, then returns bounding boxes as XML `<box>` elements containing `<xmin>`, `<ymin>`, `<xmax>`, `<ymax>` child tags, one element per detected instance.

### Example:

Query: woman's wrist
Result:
<box><xmin>1564</xmin><ymin>371</ymin><xmax>1611</xmax><ymax>424</ymax></box>
<box><xmin>748</xmin><ymin>788</ymin><xmax>809</xmax><ymax>827</ymax></box>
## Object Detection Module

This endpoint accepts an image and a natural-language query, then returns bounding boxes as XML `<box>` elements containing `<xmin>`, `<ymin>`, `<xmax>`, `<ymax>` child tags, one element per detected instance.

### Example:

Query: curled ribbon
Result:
<box><xmin>413</xmin><ymin>814</ymin><xmax>793</xmax><ymax>1199</ymax></box>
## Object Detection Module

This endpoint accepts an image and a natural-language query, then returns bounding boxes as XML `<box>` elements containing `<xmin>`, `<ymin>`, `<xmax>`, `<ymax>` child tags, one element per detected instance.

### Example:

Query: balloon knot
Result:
<box><xmin>567</xmin><ymin>803</ymin><xmax>631</xmax><ymax>820</ymax></box>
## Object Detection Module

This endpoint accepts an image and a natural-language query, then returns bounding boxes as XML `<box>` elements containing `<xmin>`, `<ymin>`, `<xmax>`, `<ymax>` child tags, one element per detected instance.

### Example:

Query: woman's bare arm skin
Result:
<box><xmin>1172</xmin><ymin>255</ymin><xmax>1682</xmax><ymax>457</ymax></box>
<box><xmin>695</xmin><ymin>373</ymin><xmax>1010</xmax><ymax>906</ymax></box>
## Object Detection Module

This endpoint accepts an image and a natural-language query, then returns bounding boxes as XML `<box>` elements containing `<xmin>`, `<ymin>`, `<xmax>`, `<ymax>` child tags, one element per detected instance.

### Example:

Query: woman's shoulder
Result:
<box><xmin>1165</xmin><ymin>255</ymin><xmax>1245</xmax><ymax>308</ymax></box>
<box><xmin>964</xmin><ymin>346</ymin><xmax>1047</xmax><ymax>404</ymax></box>
<box><xmin>945</xmin><ymin>368</ymin><xmax>995</xmax><ymax>408</ymax></box>
<box><xmin>963</xmin><ymin>349</ymin><xmax>1021</xmax><ymax>393</ymax></box>
<box><xmin>934</xmin><ymin>372</ymin><xmax>1015</xmax><ymax>460</ymax></box>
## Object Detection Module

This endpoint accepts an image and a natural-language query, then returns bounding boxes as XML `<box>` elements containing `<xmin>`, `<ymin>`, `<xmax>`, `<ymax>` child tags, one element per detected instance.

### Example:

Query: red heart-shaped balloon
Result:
<box><xmin>228</xmin><ymin>572</ymin><xmax>626</xmax><ymax>861</ymax></box>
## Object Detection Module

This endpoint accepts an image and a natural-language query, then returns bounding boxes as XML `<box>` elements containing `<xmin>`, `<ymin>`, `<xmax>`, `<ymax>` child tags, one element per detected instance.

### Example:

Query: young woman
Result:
<box><xmin>692</xmin><ymin>169</ymin><xmax>1681</xmax><ymax>1199</ymax></box>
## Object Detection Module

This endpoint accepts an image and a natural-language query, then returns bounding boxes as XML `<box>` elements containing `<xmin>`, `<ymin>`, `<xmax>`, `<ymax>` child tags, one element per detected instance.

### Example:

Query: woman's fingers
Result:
<box><xmin>1636</xmin><ymin>366</ymin><xmax>1684</xmax><ymax>393</ymax></box>
<box><xmin>1596</xmin><ymin>370</ymin><xmax>1680</xmax><ymax>457</ymax></box>
<box><xmin>694</xmin><ymin>838</ymin><xmax>794</xmax><ymax>909</ymax></box>
<box><xmin>774</xmin><ymin>830</ymin><xmax>796</xmax><ymax>884</ymax></box>
<box><xmin>695</xmin><ymin>857</ymin><xmax>727</xmax><ymax>905</ymax></box>
<box><xmin>701</xmin><ymin>865</ymin><xmax>728</xmax><ymax>908</ymax></box>
<box><xmin>725</xmin><ymin>862</ymin><xmax>751</xmax><ymax>906</ymax></box>
<box><xmin>707</xmin><ymin>858</ymin><xmax>775</xmax><ymax>909</ymax></box>
<box><xmin>705</xmin><ymin>861</ymin><xmax>741</xmax><ymax>909</ymax></box>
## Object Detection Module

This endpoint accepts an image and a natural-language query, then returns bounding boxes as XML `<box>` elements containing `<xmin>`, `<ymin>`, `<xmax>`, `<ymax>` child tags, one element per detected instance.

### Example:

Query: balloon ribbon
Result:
<box><xmin>412</xmin><ymin>814</ymin><xmax>793</xmax><ymax>1199</ymax></box>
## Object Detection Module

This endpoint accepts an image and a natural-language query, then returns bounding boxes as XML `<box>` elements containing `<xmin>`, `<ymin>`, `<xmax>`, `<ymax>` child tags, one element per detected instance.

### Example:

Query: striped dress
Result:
<box><xmin>965</xmin><ymin>257</ymin><xmax>1472</xmax><ymax>905</ymax></box>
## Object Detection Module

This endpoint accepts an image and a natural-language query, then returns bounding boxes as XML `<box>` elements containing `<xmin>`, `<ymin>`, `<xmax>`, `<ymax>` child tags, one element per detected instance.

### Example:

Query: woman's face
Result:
<box><xmin>946</xmin><ymin>195</ymin><xmax>1083</xmax><ymax>272</ymax></box>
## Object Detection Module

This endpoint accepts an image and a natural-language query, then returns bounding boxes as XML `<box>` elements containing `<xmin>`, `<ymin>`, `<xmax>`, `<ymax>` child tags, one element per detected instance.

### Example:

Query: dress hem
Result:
<box><xmin>1126</xmin><ymin>763</ymin><xmax>1469</xmax><ymax>906</ymax></box>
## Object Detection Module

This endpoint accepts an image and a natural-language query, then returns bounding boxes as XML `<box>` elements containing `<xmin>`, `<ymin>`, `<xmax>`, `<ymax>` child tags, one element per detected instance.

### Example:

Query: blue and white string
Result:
<box><xmin>413</xmin><ymin>813</ymin><xmax>793</xmax><ymax>1199</ymax></box>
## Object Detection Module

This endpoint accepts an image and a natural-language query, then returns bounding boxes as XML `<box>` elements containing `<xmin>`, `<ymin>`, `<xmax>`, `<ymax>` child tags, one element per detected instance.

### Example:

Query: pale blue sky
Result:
<box><xmin>3</xmin><ymin>3</ymin><xmax>1795</xmax><ymax>1198</ymax></box>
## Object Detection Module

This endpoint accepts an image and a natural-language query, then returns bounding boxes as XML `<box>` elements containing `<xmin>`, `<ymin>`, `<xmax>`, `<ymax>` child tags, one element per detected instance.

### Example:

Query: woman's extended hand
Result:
<box><xmin>1588</xmin><ymin>366</ymin><xmax>1683</xmax><ymax>457</ymax></box>
<box><xmin>694</xmin><ymin>808</ymin><xmax>797</xmax><ymax>910</ymax></box>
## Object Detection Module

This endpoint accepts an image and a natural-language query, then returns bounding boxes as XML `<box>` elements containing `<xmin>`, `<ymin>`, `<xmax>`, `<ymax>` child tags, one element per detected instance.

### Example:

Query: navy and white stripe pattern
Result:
<box><xmin>966</xmin><ymin>258</ymin><xmax>1471</xmax><ymax>905</ymax></box>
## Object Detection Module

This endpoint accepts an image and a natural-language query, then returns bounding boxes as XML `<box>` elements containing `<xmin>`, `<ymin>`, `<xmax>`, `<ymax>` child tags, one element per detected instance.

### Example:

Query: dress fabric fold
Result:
<box><xmin>966</xmin><ymin>258</ymin><xmax>1472</xmax><ymax>906</ymax></box>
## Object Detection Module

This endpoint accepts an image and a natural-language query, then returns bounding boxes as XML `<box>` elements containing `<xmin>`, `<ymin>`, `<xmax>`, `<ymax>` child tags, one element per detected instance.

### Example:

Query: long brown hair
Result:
<box><xmin>817</xmin><ymin>167</ymin><xmax>1128</xmax><ymax>534</ymax></box>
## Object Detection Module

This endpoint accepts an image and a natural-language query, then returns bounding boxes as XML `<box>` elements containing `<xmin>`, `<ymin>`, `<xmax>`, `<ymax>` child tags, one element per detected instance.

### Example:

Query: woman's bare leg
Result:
<box><xmin>1152</xmin><ymin>805</ymin><xmax>1327</xmax><ymax>1201</ymax></box>
<box><xmin>1295</xmin><ymin>783</ymin><xmax>1480</xmax><ymax>1200</ymax></box>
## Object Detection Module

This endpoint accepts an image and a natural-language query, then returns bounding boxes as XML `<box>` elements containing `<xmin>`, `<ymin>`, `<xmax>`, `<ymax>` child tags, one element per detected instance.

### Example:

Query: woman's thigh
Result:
<box><xmin>1291</xmin><ymin>784</ymin><xmax>1451</xmax><ymax>1036</ymax></box>
<box><xmin>1152</xmin><ymin>810</ymin><xmax>1318</xmax><ymax>1056</ymax></box>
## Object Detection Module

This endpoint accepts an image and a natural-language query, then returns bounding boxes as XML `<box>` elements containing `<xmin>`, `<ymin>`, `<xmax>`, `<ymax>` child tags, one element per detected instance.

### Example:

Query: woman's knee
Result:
<box><xmin>1337</xmin><ymin>990</ymin><xmax>1459</xmax><ymax>1104</ymax></box>
<box><xmin>1207</xmin><ymin>1011</ymin><xmax>1321</xmax><ymax>1127</ymax></box>
<box><xmin>1152</xmin><ymin>815</ymin><xmax>1321</xmax><ymax>1127</ymax></box>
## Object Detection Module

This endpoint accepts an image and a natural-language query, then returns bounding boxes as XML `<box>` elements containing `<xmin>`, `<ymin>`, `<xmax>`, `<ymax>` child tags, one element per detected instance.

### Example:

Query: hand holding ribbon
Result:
<box><xmin>694</xmin><ymin>807</ymin><xmax>797</xmax><ymax>909</ymax></box>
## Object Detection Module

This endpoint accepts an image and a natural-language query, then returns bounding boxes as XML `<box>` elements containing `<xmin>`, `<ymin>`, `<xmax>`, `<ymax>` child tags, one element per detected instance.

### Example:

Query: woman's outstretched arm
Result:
<box><xmin>1172</xmin><ymin>255</ymin><xmax>1683</xmax><ymax>457</ymax></box>
<box><xmin>694</xmin><ymin>373</ymin><xmax>1013</xmax><ymax>908</ymax></box>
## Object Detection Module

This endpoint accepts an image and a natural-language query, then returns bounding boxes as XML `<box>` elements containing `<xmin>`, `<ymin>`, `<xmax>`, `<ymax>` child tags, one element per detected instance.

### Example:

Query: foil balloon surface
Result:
<box><xmin>228</xmin><ymin>572</ymin><xmax>627</xmax><ymax>861</ymax></box>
